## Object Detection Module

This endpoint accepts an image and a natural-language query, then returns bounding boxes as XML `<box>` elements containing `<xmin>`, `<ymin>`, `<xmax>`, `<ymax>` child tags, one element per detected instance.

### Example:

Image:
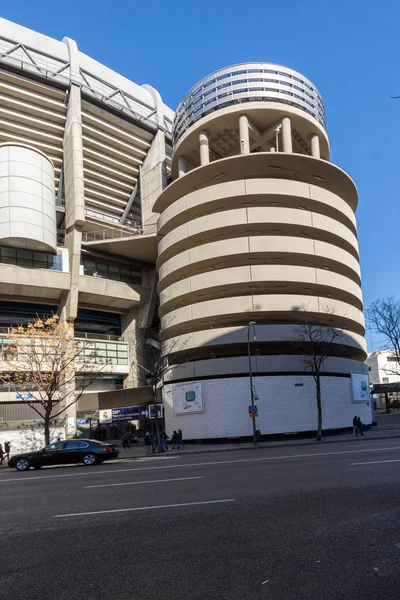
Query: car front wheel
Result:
<box><xmin>15</xmin><ymin>458</ymin><xmax>31</xmax><ymax>471</ymax></box>
<box><xmin>82</xmin><ymin>453</ymin><xmax>97</xmax><ymax>466</ymax></box>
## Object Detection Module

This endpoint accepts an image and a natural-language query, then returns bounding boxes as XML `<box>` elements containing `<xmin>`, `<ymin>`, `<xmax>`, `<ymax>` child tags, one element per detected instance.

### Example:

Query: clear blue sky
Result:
<box><xmin>1</xmin><ymin>0</ymin><xmax>399</xmax><ymax>342</ymax></box>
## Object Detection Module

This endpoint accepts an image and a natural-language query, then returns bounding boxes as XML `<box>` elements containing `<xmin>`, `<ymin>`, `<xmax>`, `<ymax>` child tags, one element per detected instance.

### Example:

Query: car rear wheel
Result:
<box><xmin>82</xmin><ymin>453</ymin><xmax>97</xmax><ymax>466</ymax></box>
<box><xmin>15</xmin><ymin>458</ymin><xmax>31</xmax><ymax>471</ymax></box>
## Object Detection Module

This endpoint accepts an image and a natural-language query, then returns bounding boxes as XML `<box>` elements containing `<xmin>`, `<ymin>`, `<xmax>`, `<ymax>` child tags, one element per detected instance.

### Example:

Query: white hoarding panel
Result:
<box><xmin>351</xmin><ymin>372</ymin><xmax>370</xmax><ymax>402</ymax></box>
<box><xmin>173</xmin><ymin>381</ymin><xmax>203</xmax><ymax>415</ymax></box>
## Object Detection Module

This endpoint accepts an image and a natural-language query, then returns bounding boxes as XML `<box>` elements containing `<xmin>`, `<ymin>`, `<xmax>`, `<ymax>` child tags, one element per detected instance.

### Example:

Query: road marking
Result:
<box><xmin>3</xmin><ymin>445</ymin><xmax>400</xmax><ymax>483</ymax></box>
<box><xmin>0</xmin><ymin>527</ymin><xmax>63</xmax><ymax>536</ymax></box>
<box><xmin>351</xmin><ymin>459</ymin><xmax>400</xmax><ymax>466</ymax></box>
<box><xmin>262</xmin><ymin>580</ymin><xmax>269</xmax><ymax>585</ymax></box>
<box><xmin>53</xmin><ymin>498</ymin><xmax>235</xmax><ymax>518</ymax></box>
<box><xmin>84</xmin><ymin>476</ymin><xmax>204</xmax><ymax>489</ymax></box>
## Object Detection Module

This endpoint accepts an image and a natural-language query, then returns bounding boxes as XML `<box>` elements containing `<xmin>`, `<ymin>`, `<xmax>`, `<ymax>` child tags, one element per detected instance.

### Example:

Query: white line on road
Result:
<box><xmin>53</xmin><ymin>498</ymin><xmax>235</xmax><ymax>518</ymax></box>
<box><xmin>351</xmin><ymin>459</ymin><xmax>400</xmax><ymax>466</ymax></box>
<box><xmin>3</xmin><ymin>445</ymin><xmax>400</xmax><ymax>483</ymax></box>
<box><xmin>84</xmin><ymin>476</ymin><xmax>204</xmax><ymax>489</ymax></box>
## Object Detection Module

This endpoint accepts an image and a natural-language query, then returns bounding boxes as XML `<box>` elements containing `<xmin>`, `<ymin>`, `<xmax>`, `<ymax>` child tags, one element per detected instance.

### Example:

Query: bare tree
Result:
<box><xmin>366</xmin><ymin>296</ymin><xmax>400</xmax><ymax>373</ymax></box>
<box><xmin>0</xmin><ymin>314</ymin><xmax>103</xmax><ymax>445</ymax></box>
<box><xmin>293</xmin><ymin>309</ymin><xmax>344</xmax><ymax>441</ymax></box>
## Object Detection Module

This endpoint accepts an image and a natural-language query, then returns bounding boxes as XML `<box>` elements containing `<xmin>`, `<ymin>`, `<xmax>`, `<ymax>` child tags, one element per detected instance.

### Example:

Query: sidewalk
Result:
<box><xmin>2</xmin><ymin>419</ymin><xmax>400</xmax><ymax>468</ymax></box>
<box><xmin>113</xmin><ymin>425</ymin><xmax>400</xmax><ymax>460</ymax></box>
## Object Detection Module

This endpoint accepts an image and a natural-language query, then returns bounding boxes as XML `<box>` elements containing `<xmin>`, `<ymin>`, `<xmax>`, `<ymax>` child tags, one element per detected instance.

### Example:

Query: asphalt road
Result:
<box><xmin>1</xmin><ymin>439</ymin><xmax>400</xmax><ymax>600</ymax></box>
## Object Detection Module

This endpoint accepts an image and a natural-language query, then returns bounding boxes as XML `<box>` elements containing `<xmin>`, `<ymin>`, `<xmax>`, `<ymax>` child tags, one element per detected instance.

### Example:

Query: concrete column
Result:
<box><xmin>199</xmin><ymin>130</ymin><xmax>210</xmax><ymax>166</ymax></box>
<box><xmin>178</xmin><ymin>156</ymin><xmax>187</xmax><ymax>178</ymax></box>
<box><xmin>121</xmin><ymin>307</ymin><xmax>141</xmax><ymax>388</ymax></box>
<box><xmin>282</xmin><ymin>117</ymin><xmax>293</xmax><ymax>153</ymax></box>
<box><xmin>140</xmin><ymin>130</ymin><xmax>167</xmax><ymax>233</ymax></box>
<box><xmin>62</xmin><ymin>83</ymin><xmax>85</xmax><ymax>321</ymax></box>
<box><xmin>239</xmin><ymin>115</ymin><xmax>250</xmax><ymax>155</ymax></box>
<box><xmin>310</xmin><ymin>134</ymin><xmax>321</xmax><ymax>158</ymax></box>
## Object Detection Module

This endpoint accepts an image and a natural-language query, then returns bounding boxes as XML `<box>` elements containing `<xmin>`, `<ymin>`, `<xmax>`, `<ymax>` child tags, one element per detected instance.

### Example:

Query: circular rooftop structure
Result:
<box><xmin>173</xmin><ymin>63</ymin><xmax>326</xmax><ymax>144</ymax></box>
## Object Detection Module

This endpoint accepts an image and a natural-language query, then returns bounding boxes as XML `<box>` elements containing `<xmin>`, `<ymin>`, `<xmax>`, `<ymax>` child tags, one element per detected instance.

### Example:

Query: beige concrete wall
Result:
<box><xmin>156</xmin><ymin>104</ymin><xmax>365</xmax><ymax>381</ymax></box>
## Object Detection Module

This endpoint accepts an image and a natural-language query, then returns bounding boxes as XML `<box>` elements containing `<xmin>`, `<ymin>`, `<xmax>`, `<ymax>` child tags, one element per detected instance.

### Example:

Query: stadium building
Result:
<box><xmin>0</xmin><ymin>18</ymin><xmax>172</xmax><ymax>438</ymax></box>
<box><xmin>0</xmin><ymin>18</ymin><xmax>372</xmax><ymax>442</ymax></box>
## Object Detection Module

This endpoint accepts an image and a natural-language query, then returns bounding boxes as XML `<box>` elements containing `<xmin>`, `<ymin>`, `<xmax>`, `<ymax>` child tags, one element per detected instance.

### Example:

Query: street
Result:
<box><xmin>1</xmin><ymin>439</ymin><xmax>400</xmax><ymax>599</ymax></box>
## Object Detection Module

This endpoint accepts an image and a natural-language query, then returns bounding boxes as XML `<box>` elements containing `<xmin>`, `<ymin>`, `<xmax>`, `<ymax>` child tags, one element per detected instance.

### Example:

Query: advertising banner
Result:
<box><xmin>173</xmin><ymin>381</ymin><xmax>203</xmax><ymax>415</ymax></box>
<box><xmin>351</xmin><ymin>372</ymin><xmax>370</xmax><ymax>403</ymax></box>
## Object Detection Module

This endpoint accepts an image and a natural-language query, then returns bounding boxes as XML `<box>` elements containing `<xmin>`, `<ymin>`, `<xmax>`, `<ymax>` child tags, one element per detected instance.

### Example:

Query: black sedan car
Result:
<box><xmin>8</xmin><ymin>439</ymin><xmax>119</xmax><ymax>471</ymax></box>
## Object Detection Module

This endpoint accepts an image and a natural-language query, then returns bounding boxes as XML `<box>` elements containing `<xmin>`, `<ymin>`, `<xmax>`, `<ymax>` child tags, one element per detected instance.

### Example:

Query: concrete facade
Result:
<box><xmin>156</xmin><ymin>63</ymin><xmax>369</xmax><ymax>439</ymax></box>
<box><xmin>0</xmin><ymin>24</ymin><xmax>370</xmax><ymax>441</ymax></box>
<box><xmin>0</xmin><ymin>18</ymin><xmax>172</xmax><ymax>436</ymax></box>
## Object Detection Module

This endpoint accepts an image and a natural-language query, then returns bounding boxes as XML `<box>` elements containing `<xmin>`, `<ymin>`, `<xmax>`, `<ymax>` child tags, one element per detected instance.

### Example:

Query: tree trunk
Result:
<box><xmin>316</xmin><ymin>375</ymin><xmax>322</xmax><ymax>442</ymax></box>
<box><xmin>44</xmin><ymin>414</ymin><xmax>51</xmax><ymax>446</ymax></box>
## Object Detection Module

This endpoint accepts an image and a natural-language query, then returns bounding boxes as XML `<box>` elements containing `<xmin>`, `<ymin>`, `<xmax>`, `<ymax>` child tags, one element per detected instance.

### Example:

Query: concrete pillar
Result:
<box><xmin>310</xmin><ymin>134</ymin><xmax>321</xmax><ymax>158</ymax></box>
<box><xmin>140</xmin><ymin>130</ymin><xmax>167</xmax><ymax>233</ymax></box>
<box><xmin>121</xmin><ymin>307</ymin><xmax>141</xmax><ymax>388</ymax></box>
<box><xmin>282</xmin><ymin>117</ymin><xmax>292</xmax><ymax>153</ymax></box>
<box><xmin>178</xmin><ymin>156</ymin><xmax>187</xmax><ymax>178</ymax></box>
<box><xmin>239</xmin><ymin>115</ymin><xmax>250</xmax><ymax>155</ymax></box>
<box><xmin>62</xmin><ymin>84</ymin><xmax>85</xmax><ymax>321</ymax></box>
<box><xmin>199</xmin><ymin>130</ymin><xmax>210</xmax><ymax>166</ymax></box>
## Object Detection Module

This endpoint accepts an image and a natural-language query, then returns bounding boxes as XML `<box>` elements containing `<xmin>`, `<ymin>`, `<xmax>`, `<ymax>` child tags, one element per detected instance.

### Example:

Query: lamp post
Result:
<box><xmin>247</xmin><ymin>321</ymin><xmax>257</xmax><ymax>446</ymax></box>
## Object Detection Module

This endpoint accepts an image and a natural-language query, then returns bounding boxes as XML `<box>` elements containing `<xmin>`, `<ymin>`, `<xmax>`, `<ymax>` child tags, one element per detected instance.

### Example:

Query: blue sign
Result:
<box><xmin>16</xmin><ymin>393</ymin><xmax>33</xmax><ymax>400</ymax></box>
<box><xmin>248</xmin><ymin>405</ymin><xmax>258</xmax><ymax>417</ymax></box>
<box><xmin>77</xmin><ymin>419</ymin><xmax>89</xmax><ymax>425</ymax></box>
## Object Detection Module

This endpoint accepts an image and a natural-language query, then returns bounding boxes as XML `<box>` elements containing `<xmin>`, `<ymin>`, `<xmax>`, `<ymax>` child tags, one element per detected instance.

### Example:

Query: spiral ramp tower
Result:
<box><xmin>155</xmin><ymin>63</ymin><xmax>371</xmax><ymax>440</ymax></box>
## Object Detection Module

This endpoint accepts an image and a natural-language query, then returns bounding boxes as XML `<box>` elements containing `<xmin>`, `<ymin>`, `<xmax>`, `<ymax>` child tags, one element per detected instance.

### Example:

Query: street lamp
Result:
<box><xmin>247</xmin><ymin>321</ymin><xmax>257</xmax><ymax>446</ymax></box>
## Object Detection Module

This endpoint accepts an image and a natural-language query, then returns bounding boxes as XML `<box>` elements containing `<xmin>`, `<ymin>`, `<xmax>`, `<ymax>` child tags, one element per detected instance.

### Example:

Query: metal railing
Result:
<box><xmin>82</xmin><ymin>226</ymin><xmax>143</xmax><ymax>243</ymax></box>
<box><xmin>74</xmin><ymin>332</ymin><xmax>123</xmax><ymax>342</ymax></box>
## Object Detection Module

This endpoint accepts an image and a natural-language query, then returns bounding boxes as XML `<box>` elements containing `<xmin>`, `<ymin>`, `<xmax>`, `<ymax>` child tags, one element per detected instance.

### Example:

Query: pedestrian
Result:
<box><xmin>178</xmin><ymin>429</ymin><xmax>185</xmax><ymax>448</ymax></box>
<box><xmin>356</xmin><ymin>416</ymin><xmax>365</xmax><ymax>437</ymax></box>
<box><xmin>0</xmin><ymin>443</ymin><xmax>4</xmax><ymax>465</ymax></box>
<box><xmin>121</xmin><ymin>432</ymin><xmax>129</xmax><ymax>449</ymax></box>
<box><xmin>171</xmin><ymin>430</ymin><xmax>179</xmax><ymax>449</ymax></box>
<box><xmin>352</xmin><ymin>416</ymin><xmax>358</xmax><ymax>435</ymax></box>
<box><xmin>144</xmin><ymin>431</ymin><xmax>152</xmax><ymax>455</ymax></box>
<box><xmin>160</xmin><ymin>430</ymin><xmax>170</xmax><ymax>452</ymax></box>
<box><xmin>4</xmin><ymin>441</ymin><xmax>11</xmax><ymax>461</ymax></box>
<box><xmin>151</xmin><ymin>432</ymin><xmax>158</xmax><ymax>454</ymax></box>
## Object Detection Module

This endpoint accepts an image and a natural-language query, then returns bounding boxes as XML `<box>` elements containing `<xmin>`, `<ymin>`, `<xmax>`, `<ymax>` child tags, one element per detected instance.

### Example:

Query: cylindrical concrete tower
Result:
<box><xmin>0</xmin><ymin>143</ymin><xmax>56</xmax><ymax>252</ymax></box>
<box><xmin>155</xmin><ymin>63</ymin><xmax>369</xmax><ymax>440</ymax></box>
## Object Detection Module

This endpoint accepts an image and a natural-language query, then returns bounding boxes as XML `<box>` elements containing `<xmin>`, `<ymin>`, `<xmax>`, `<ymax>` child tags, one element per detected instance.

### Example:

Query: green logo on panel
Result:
<box><xmin>186</xmin><ymin>391</ymin><xmax>196</xmax><ymax>402</ymax></box>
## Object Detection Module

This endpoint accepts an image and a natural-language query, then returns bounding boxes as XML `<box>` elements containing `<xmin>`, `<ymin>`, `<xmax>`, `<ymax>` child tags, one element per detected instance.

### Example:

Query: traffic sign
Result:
<box><xmin>248</xmin><ymin>405</ymin><xmax>258</xmax><ymax>418</ymax></box>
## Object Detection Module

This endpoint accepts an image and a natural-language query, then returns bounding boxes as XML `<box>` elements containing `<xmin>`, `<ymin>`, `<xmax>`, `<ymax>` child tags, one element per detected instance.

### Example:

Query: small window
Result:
<box><xmin>78</xmin><ymin>442</ymin><xmax>89</xmax><ymax>449</ymax></box>
<box><xmin>46</xmin><ymin>442</ymin><xmax>65</xmax><ymax>451</ymax></box>
<box><xmin>65</xmin><ymin>441</ymin><xmax>82</xmax><ymax>449</ymax></box>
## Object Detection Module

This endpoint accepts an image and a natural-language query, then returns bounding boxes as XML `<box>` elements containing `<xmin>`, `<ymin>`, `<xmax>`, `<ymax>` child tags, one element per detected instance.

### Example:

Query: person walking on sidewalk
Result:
<box><xmin>170</xmin><ymin>431</ymin><xmax>179</xmax><ymax>450</ymax></box>
<box><xmin>178</xmin><ymin>429</ymin><xmax>185</xmax><ymax>448</ymax></box>
<box><xmin>160</xmin><ymin>431</ymin><xmax>170</xmax><ymax>452</ymax></box>
<box><xmin>353</xmin><ymin>415</ymin><xmax>358</xmax><ymax>435</ymax></box>
<box><xmin>355</xmin><ymin>416</ymin><xmax>365</xmax><ymax>437</ymax></box>
<box><xmin>144</xmin><ymin>431</ymin><xmax>152</xmax><ymax>455</ymax></box>
<box><xmin>0</xmin><ymin>443</ymin><xmax>4</xmax><ymax>465</ymax></box>
<box><xmin>4</xmin><ymin>441</ymin><xmax>11</xmax><ymax>461</ymax></box>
